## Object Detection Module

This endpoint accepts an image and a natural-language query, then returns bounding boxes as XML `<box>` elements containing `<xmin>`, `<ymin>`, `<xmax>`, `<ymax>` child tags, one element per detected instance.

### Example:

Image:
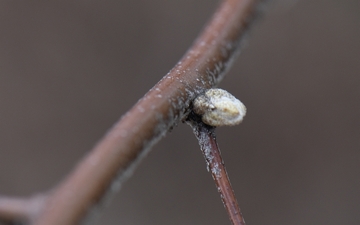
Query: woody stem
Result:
<box><xmin>187</xmin><ymin>114</ymin><xmax>246</xmax><ymax>225</ymax></box>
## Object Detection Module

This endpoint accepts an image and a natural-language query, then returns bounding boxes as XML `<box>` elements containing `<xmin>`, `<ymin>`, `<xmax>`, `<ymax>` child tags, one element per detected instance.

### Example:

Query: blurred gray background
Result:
<box><xmin>0</xmin><ymin>0</ymin><xmax>359</xmax><ymax>224</ymax></box>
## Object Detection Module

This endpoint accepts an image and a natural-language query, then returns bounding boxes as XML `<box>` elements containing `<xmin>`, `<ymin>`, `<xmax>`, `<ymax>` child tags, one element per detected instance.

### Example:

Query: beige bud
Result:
<box><xmin>193</xmin><ymin>88</ymin><xmax>246</xmax><ymax>126</ymax></box>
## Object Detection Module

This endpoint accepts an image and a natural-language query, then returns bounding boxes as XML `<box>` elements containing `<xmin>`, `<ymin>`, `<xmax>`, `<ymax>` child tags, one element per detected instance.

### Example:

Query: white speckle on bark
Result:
<box><xmin>138</xmin><ymin>106</ymin><xmax>145</xmax><ymax>113</ymax></box>
<box><xmin>211</xmin><ymin>163</ymin><xmax>222</xmax><ymax>178</ymax></box>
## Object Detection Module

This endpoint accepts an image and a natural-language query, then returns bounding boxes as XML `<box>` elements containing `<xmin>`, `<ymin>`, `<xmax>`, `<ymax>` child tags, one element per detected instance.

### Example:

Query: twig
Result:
<box><xmin>187</xmin><ymin>113</ymin><xmax>246</xmax><ymax>225</ymax></box>
<box><xmin>0</xmin><ymin>0</ymin><xmax>264</xmax><ymax>224</ymax></box>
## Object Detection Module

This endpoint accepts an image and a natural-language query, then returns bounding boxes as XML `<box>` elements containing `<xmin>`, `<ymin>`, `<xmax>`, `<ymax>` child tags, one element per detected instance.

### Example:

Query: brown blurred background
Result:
<box><xmin>0</xmin><ymin>0</ymin><xmax>359</xmax><ymax>224</ymax></box>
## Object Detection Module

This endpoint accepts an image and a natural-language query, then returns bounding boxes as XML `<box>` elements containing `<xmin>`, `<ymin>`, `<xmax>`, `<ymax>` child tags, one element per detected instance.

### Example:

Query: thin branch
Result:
<box><xmin>187</xmin><ymin>113</ymin><xmax>246</xmax><ymax>225</ymax></box>
<box><xmin>0</xmin><ymin>0</ymin><xmax>264</xmax><ymax>224</ymax></box>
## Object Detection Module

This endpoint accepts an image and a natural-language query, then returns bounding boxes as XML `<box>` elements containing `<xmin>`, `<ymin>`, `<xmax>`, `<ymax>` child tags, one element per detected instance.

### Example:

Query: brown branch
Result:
<box><xmin>0</xmin><ymin>195</ymin><xmax>47</xmax><ymax>223</ymax></box>
<box><xmin>187</xmin><ymin>113</ymin><xmax>246</xmax><ymax>225</ymax></box>
<box><xmin>1</xmin><ymin>0</ymin><xmax>264</xmax><ymax>224</ymax></box>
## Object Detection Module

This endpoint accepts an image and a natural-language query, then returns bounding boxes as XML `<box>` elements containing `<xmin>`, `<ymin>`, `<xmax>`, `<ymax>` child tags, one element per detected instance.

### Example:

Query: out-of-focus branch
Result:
<box><xmin>0</xmin><ymin>0</ymin><xmax>264</xmax><ymax>224</ymax></box>
<box><xmin>0</xmin><ymin>195</ymin><xmax>47</xmax><ymax>223</ymax></box>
